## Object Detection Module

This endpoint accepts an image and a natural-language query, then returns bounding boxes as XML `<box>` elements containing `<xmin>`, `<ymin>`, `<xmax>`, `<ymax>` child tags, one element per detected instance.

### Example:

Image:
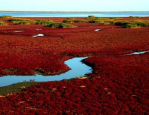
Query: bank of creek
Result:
<box><xmin>0</xmin><ymin>57</ymin><xmax>92</xmax><ymax>87</ymax></box>
<box><xmin>0</xmin><ymin>50</ymin><xmax>148</xmax><ymax>87</ymax></box>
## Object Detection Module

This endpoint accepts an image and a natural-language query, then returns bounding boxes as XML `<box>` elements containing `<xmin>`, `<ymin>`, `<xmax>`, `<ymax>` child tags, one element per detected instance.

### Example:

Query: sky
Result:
<box><xmin>0</xmin><ymin>0</ymin><xmax>148</xmax><ymax>11</ymax></box>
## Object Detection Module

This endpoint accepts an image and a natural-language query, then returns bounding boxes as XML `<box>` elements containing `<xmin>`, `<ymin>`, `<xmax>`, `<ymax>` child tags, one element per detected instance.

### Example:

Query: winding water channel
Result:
<box><xmin>0</xmin><ymin>50</ymin><xmax>148</xmax><ymax>87</ymax></box>
<box><xmin>0</xmin><ymin>57</ymin><xmax>92</xmax><ymax>87</ymax></box>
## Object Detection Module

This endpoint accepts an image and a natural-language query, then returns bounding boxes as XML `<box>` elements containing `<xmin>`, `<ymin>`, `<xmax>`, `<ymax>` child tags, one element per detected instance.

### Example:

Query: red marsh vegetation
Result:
<box><xmin>0</xmin><ymin>16</ymin><xmax>149</xmax><ymax>114</ymax></box>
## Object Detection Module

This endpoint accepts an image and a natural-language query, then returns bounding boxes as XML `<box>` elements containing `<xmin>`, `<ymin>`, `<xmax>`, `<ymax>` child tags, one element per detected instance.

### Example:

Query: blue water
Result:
<box><xmin>126</xmin><ymin>50</ymin><xmax>149</xmax><ymax>55</ymax></box>
<box><xmin>0</xmin><ymin>12</ymin><xmax>149</xmax><ymax>17</ymax></box>
<box><xmin>0</xmin><ymin>57</ymin><xmax>92</xmax><ymax>87</ymax></box>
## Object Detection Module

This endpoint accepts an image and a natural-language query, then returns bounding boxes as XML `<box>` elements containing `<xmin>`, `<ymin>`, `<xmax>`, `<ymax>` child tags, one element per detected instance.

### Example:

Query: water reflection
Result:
<box><xmin>35</xmin><ymin>29</ymin><xmax>42</xmax><ymax>30</ymax></box>
<box><xmin>0</xmin><ymin>57</ymin><xmax>92</xmax><ymax>87</ymax></box>
<box><xmin>33</xmin><ymin>34</ymin><xmax>44</xmax><ymax>37</ymax></box>
<box><xmin>14</xmin><ymin>31</ymin><xmax>23</xmax><ymax>32</ymax></box>
<box><xmin>126</xmin><ymin>50</ymin><xmax>149</xmax><ymax>55</ymax></box>
<box><xmin>95</xmin><ymin>29</ymin><xmax>101</xmax><ymax>31</ymax></box>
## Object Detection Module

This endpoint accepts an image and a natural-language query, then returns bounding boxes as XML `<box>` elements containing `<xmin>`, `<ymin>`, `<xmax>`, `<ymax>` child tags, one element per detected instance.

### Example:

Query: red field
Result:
<box><xmin>0</xmin><ymin>17</ymin><xmax>149</xmax><ymax>114</ymax></box>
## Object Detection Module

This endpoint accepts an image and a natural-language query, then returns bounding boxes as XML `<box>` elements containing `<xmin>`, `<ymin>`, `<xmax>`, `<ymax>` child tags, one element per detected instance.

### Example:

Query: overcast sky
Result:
<box><xmin>0</xmin><ymin>0</ymin><xmax>148</xmax><ymax>11</ymax></box>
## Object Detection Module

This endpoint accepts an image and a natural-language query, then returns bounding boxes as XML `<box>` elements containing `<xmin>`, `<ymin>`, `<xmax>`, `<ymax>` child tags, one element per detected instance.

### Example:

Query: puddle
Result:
<box><xmin>0</xmin><ymin>57</ymin><xmax>92</xmax><ymax>87</ymax></box>
<box><xmin>126</xmin><ymin>50</ymin><xmax>149</xmax><ymax>55</ymax></box>
<box><xmin>33</xmin><ymin>34</ymin><xmax>44</xmax><ymax>37</ymax></box>
<box><xmin>36</xmin><ymin>29</ymin><xmax>42</xmax><ymax>30</ymax></box>
<box><xmin>95</xmin><ymin>29</ymin><xmax>101</xmax><ymax>31</ymax></box>
<box><xmin>14</xmin><ymin>31</ymin><xmax>23</xmax><ymax>32</ymax></box>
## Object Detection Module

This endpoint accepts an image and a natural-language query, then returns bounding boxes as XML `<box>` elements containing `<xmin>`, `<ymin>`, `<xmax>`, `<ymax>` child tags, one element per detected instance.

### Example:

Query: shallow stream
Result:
<box><xmin>0</xmin><ymin>50</ymin><xmax>148</xmax><ymax>87</ymax></box>
<box><xmin>0</xmin><ymin>57</ymin><xmax>92</xmax><ymax>87</ymax></box>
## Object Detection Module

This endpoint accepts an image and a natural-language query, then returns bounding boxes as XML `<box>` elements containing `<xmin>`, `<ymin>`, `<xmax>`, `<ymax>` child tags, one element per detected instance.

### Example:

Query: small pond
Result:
<box><xmin>126</xmin><ymin>50</ymin><xmax>149</xmax><ymax>55</ymax></box>
<box><xmin>33</xmin><ymin>34</ymin><xmax>44</xmax><ymax>37</ymax></box>
<box><xmin>95</xmin><ymin>29</ymin><xmax>101</xmax><ymax>31</ymax></box>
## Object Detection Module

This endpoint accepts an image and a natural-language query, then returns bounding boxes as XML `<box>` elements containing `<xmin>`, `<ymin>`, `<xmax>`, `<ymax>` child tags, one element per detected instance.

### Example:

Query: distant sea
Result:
<box><xmin>0</xmin><ymin>12</ymin><xmax>149</xmax><ymax>17</ymax></box>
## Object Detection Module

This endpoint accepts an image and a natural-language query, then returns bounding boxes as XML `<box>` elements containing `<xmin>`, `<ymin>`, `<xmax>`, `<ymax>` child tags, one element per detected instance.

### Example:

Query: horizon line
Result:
<box><xmin>0</xmin><ymin>10</ymin><xmax>149</xmax><ymax>13</ymax></box>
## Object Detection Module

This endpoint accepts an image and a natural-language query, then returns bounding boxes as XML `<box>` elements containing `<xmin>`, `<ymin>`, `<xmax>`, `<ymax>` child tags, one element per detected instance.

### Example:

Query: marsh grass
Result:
<box><xmin>4</xmin><ymin>68</ymin><xmax>17</xmax><ymax>73</ymax></box>
<box><xmin>46</xmin><ymin>23</ymin><xmax>75</xmax><ymax>28</ymax></box>
<box><xmin>0</xmin><ymin>15</ymin><xmax>12</xmax><ymax>18</ymax></box>
<box><xmin>8</xmin><ymin>18</ymin><xmax>55</xmax><ymax>25</ymax></box>
<box><xmin>0</xmin><ymin>21</ymin><xmax>8</xmax><ymax>26</ymax></box>
<box><xmin>89</xmin><ymin>17</ymin><xmax>114</xmax><ymax>25</ymax></box>
<box><xmin>129</xmin><ymin>16</ymin><xmax>140</xmax><ymax>18</ymax></box>
<box><xmin>88</xmin><ymin>15</ymin><xmax>95</xmax><ymax>18</ymax></box>
<box><xmin>74</xmin><ymin>20</ymin><xmax>88</xmax><ymax>23</ymax></box>
<box><xmin>8</xmin><ymin>18</ymin><xmax>36</xmax><ymax>25</ymax></box>
<box><xmin>63</xmin><ymin>19</ymin><xmax>74</xmax><ymax>23</ymax></box>
<box><xmin>35</xmin><ymin>19</ymin><xmax>53</xmax><ymax>25</ymax></box>
<box><xmin>114</xmin><ymin>20</ymin><xmax>149</xmax><ymax>28</ymax></box>
<box><xmin>0</xmin><ymin>82</ymin><xmax>41</xmax><ymax>95</ymax></box>
<box><xmin>63</xmin><ymin>18</ymin><xmax>88</xmax><ymax>23</ymax></box>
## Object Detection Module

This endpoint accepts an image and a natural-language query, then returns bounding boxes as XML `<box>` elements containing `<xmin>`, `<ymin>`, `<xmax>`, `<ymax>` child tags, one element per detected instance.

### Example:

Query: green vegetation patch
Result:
<box><xmin>63</xmin><ymin>18</ymin><xmax>88</xmax><ymax>23</ymax></box>
<box><xmin>88</xmin><ymin>15</ymin><xmax>95</xmax><ymax>18</ymax></box>
<box><xmin>74</xmin><ymin>20</ymin><xmax>88</xmax><ymax>23</ymax></box>
<box><xmin>129</xmin><ymin>16</ymin><xmax>140</xmax><ymax>18</ymax></box>
<box><xmin>114</xmin><ymin>20</ymin><xmax>149</xmax><ymax>28</ymax></box>
<box><xmin>35</xmin><ymin>19</ymin><xmax>53</xmax><ymax>25</ymax></box>
<box><xmin>8</xmin><ymin>18</ymin><xmax>54</xmax><ymax>25</ymax></box>
<box><xmin>63</xmin><ymin>19</ymin><xmax>74</xmax><ymax>23</ymax></box>
<box><xmin>46</xmin><ymin>23</ymin><xmax>75</xmax><ymax>28</ymax></box>
<box><xmin>4</xmin><ymin>68</ymin><xmax>17</xmax><ymax>73</ymax></box>
<box><xmin>124</xmin><ymin>23</ymin><xmax>141</xmax><ymax>28</ymax></box>
<box><xmin>63</xmin><ymin>18</ymin><xmax>75</xmax><ymax>23</ymax></box>
<box><xmin>0</xmin><ymin>82</ymin><xmax>41</xmax><ymax>95</ymax></box>
<box><xmin>8</xmin><ymin>18</ymin><xmax>36</xmax><ymax>25</ymax></box>
<box><xmin>0</xmin><ymin>21</ymin><xmax>8</xmax><ymax>26</ymax></box>
<box><xmin>34</xmin><ymin>68</ymin><xmax>45</xmax><ymax>75</ymax></box>
<box><xmin>89</xmin><ymin>17</ymin><xmax>114</xmax><ymax>25</ymax></box>
<box><xmin>0</xmin><ymin>15</ymin><xmax>12</xmax><ymax>18</ymax></box>
<box><xmin>114</xmin><ymin>20</ymin><xmax>130</xmax><ymax>27</ymax></box>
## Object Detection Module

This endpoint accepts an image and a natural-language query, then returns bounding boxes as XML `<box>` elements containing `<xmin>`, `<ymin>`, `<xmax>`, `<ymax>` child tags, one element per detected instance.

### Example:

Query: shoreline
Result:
<box><xmin>0</xmin><ymin>11</ymin><xmax>149</xmax><ymax>13</ymax></box>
